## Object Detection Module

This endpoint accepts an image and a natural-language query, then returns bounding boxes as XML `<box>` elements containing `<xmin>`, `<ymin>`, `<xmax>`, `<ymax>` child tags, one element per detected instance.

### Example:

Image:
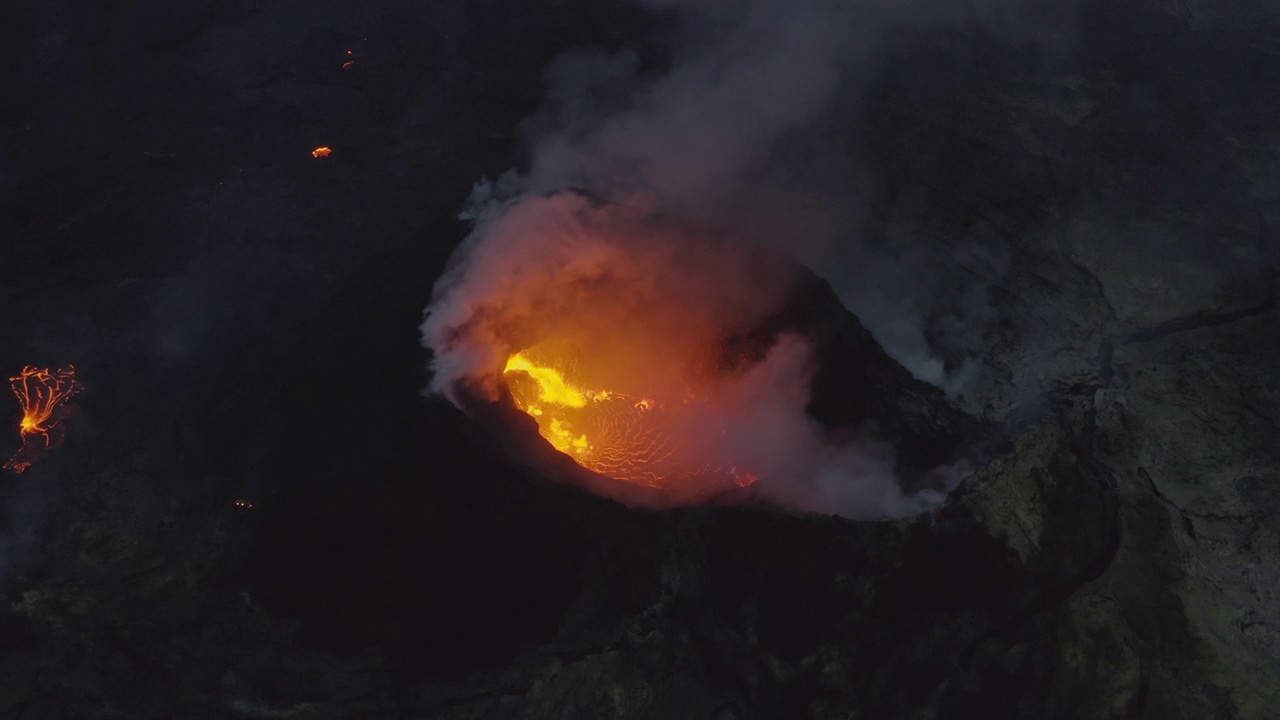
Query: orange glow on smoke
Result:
<box><xmin>423</xmin><ymin>195</ymin><xmax>802</xmax><ymax>498</ymax></box>
<box><xmin>311</xmin><ymin>146</ymin><xmax>332</xmax><ymax>158</ymax></box>
<box><xmin>4</xmin><ymin>365</ymin><xmax>83</xmax><ymax>474</ymax></box>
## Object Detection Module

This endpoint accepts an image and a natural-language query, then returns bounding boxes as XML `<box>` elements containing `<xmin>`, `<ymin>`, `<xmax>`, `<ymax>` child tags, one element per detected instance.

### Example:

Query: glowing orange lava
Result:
<box><xmin>502</xmin><ymin>346</ymin><xmax>758</xmax><ymax>489</ymax></box>
<box><xmin>4</xmin><ymin>365</ymin><xmax>83</xmax><ymax>474</ymax></box>
<box><xmin>423</xmin><ymin>194</ymin><xmax>800</xmax><ymax>499</ymax></box>
<box><xmin>311</xmin><ymin>146</ymin><xmax>332</xmax><ymax>158</ymax></box>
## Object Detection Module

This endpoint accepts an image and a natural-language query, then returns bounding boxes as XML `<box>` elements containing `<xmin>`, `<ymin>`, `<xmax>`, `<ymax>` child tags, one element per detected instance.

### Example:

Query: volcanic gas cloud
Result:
<box><xmin>423</xmin><ymin>192</ymin><xmax>946</xmax><ymax>519</ymax></box>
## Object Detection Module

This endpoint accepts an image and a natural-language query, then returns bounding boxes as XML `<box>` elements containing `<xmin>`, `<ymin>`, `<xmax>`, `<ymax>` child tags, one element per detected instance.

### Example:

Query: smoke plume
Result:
<box><xmin>424</xmin><ymin>193</ymin><xmax>948</xmax><ymax>518</ymax></box>
<box><xmin>519</xmin><ymin>0</ymin><xmax>1045</xmax><ymax>388</ymax></box>
<box><xmin>421</xmin><ymin>0</ymin><xmax>1040</xmax><ymax>516</ymax></box>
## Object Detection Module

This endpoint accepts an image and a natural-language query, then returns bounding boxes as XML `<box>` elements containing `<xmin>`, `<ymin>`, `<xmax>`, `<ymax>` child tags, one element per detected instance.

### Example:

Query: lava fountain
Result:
<box><xmin>422</xmin><ymin>192</ymin><xmax>948</xmax><ymax>516</ymax></box>
<box><xmin>4</xmin><ymin>365</ymin><xmax>83</xmax><ymax>474</ymax></box>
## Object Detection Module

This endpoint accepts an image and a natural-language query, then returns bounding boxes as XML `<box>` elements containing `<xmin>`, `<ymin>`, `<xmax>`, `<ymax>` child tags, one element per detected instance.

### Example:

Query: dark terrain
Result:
<box><xmin>1</xmin><ymin>1</ymin><xmax>1277</xmax><ymax>718</ymax></box>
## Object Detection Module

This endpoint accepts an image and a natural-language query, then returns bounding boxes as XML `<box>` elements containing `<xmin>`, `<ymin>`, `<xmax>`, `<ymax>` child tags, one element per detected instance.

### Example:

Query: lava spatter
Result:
<box><xmin>4</xmin><ymin>365</ymin><xmax>83</xmax><ymax>474</ymax></box>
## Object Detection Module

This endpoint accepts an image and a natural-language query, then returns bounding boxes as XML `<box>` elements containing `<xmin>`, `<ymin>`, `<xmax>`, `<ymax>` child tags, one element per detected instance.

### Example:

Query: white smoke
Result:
<box><xmin>510</xmin><ymin>0</ymin><xmax>1054</xmax><ymax>389</ymax></box>
<box><xmin>424</xmin><ymin>193</ymin><xmax>960</xmax><ymax>519</ymax></box>
<box><xmin>422</xmin><ymin>0</ymin><xmax>1054</xmax><ymax>516</ymax></box>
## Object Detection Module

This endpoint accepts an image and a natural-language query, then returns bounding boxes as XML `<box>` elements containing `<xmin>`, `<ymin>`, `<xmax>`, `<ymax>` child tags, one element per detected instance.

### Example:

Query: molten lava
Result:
<box><xmin>4</xmin><ymin>365</ymin><xmax>83</xmax><ymax>474</ymax></box>
<box><xmin>424</xmin><ymin>193</ymin><xmax>803</xmax><ymax>498</ymax></box>
<box><xmin>425</xmin><ymin>194</ymin><xmax>963</xmax><ymax>517</ymax></box>
<box><xmin>502</xmin><ymin>343</ymin><xmax>759</xmax><ymax>490</ymax></box>
<box><xmin>311</xmin><ymin>146</ymin><xmax>332</xmax><ymax>158</ymax></box>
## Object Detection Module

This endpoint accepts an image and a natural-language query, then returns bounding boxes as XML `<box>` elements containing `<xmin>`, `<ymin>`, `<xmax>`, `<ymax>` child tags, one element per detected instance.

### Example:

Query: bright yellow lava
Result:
<box><xmin>503</xmin><ymin>353</ymin><xmax>587</xmax><ymax>408</ymax></box>
<box><xmin>504</xmin><ymin>352</ymin><xmax>596</xmax><ymax>457</ymax></box>
<box><xmin>5</xmin><ymin>365</ymin><xmax>83</xmax><ymax>474</ymax></box>
<box><xmin>501</xmin><ymin>348</ymin><xmax>757</xmax><ymax>490</ymax></box>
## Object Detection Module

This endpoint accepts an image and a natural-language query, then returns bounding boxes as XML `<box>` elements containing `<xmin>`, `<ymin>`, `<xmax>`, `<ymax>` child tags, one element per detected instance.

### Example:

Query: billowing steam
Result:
<box><xmin>421</xmin><ymin>0</ymin><xmax>1021</xmax><ymax>517</ymax></box>
<box><xmin>423</xmin><ymin>193</ymin><xmax>946</xmax><ymax>518</ymax></box>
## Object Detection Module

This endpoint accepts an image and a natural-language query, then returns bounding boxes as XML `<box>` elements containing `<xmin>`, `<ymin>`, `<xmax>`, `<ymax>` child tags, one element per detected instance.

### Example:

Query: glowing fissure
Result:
<box><xmin>4</xmin><ymin>365</ymin><xmax>83</xmax><ymax>474</ymax></box>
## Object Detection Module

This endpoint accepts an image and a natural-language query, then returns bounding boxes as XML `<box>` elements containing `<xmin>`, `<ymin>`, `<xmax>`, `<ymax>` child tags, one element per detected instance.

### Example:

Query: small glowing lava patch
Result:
<box><xmin>311</xmin><ymin>146</ymin><xmax>333</xmax><ymax>158</ymax></box>
<box><xmin>4</xmin><ymin>365</ymin><xmax>83</xmax><ymax>474</ymax></box>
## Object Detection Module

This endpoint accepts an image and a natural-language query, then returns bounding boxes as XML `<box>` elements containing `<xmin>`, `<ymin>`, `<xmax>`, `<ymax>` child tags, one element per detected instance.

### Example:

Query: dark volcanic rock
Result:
<box><xmin>779</xmin><ymin>269</ymin><xmax>990</xmax><ymax>483</ymax></box>
<box><xmin>0</xmin><ymin>1</ymin><xmax>1277</xmax><ymax>719</ymax></box>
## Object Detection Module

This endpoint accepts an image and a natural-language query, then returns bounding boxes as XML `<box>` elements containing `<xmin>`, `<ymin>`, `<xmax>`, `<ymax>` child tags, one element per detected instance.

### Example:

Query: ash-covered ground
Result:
<box><xmin>0</xmin><ymin>1</ymin><xmax>1277</xmax><ymax>719</ymax></box>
